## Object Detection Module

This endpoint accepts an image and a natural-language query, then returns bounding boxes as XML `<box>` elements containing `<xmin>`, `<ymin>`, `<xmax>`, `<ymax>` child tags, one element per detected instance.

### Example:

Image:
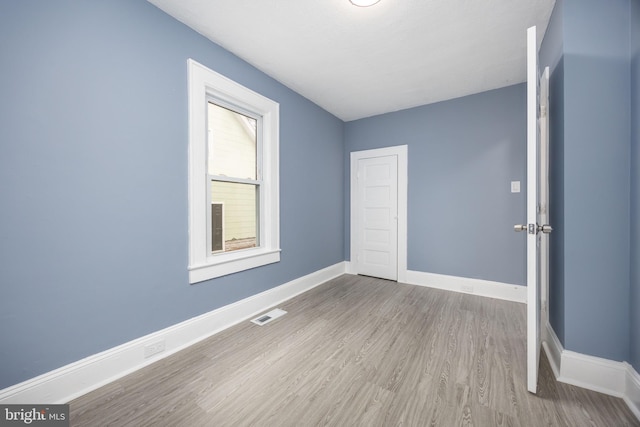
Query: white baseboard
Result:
<box><xmin>345</xmin><ymin>260</ymin><xmax>356</xmax><ymax>275</ymax></box>
<box><xmin>0</xmin><ymin>262</ymin><xmax>347</xmax><ymax>405</ymax></box>
<box><xmin>542</xmin><ymin>322</ymin><xmax>562</xmax><ymax>378</ymax></box>
<box><xmin>625</xmin><ymin>363</ymin><xmax>640</xmax><ymax>420</ymax></box>
<box><xmin>543</xmin><ymin>322</ymin><xmax>640</xmax><ymax>421</ymax></box>
<box><xmin>559</xmin><ymin>350</ymin><xmax>627</xmax><ymax>398</ymax></box>
<box><xmin>405</xmin><ymin>270</ymin><xmax>527</xmax><ymax>304</ymax></box>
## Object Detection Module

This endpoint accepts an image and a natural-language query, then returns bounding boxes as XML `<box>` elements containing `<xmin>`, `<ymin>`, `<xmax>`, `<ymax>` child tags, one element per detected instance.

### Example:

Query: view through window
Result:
<box><xmin>207</xmin><ymin>102</ymin><xmax>260</xmax><ymax>253</ymax></box>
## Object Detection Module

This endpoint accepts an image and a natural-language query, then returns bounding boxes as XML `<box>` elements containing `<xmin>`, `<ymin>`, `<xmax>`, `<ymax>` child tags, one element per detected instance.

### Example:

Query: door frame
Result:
<box><xmin>350</xmin><ymin>145</ymin><xmax>408</xmax><ymax>282</ymax></box>
<box><xmin>539</xmin><ymin>66</ymin><xmax>550</xmax><ymax>332</ymax></box>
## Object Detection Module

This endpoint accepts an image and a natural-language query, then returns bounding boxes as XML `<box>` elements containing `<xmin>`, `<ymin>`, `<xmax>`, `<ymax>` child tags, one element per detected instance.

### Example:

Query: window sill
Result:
<box><xmin>189</xmin><ymin>248</ymin><xmax>281</xmax><ymax>284</ymax></box>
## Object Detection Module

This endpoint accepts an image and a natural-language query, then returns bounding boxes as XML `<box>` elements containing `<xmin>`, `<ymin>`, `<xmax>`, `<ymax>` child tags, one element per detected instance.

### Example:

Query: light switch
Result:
<box><xmin>511</xmin><ymin>181</ymin><xmax>521</xmax><ymax>193</ymax></box>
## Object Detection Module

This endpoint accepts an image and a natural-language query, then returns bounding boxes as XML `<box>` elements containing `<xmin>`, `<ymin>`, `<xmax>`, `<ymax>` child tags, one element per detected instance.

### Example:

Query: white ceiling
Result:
<box><xmin>148</xmin><ymin>0</ymin><xmax>555</xmax><ymax>121</ymax></box>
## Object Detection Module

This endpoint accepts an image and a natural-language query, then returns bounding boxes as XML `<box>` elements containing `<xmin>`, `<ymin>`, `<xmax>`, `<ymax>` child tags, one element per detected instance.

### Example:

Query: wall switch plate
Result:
<box><xmin>511</xmin><ymin>181</ymin><xmax>521</xmax><ymax>193</ymax></box>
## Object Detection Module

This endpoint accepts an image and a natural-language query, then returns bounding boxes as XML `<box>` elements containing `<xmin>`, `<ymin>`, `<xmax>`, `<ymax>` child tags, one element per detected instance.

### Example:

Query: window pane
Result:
<box><xmin>211</xmin><ymin>180</ymin><xmax>259</xmax><ymax>253</ymax></box>
<box><xmin>207</xmin><ymin>102</ymin><xmax>257</xmax><ymax>180</ymax></box>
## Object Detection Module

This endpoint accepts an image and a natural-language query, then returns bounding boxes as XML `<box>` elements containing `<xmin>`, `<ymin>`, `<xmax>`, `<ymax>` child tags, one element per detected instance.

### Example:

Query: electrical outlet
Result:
<box><xmin>144</xmin><ymin>340</ymin><xmax>166</xmax><ymax>358</ymax></box>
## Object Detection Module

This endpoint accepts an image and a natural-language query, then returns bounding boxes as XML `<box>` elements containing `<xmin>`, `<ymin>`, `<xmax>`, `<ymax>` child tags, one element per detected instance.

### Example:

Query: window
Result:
<box><xmin>187</xmin><ymin>59</ymin><xmax>280</xmax><ymax>283</ymax></box>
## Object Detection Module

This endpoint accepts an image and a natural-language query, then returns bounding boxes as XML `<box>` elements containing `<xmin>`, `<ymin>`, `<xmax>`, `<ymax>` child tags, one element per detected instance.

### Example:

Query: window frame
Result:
<box><xmin>187</xmin><ymin>59</ymin><xmax>280</xmax><ymax>284</ymax></box>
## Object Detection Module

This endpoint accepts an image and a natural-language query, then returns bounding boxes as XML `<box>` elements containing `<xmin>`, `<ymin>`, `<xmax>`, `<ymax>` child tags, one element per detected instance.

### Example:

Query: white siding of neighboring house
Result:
<box><xmin>211</xmin><ymin>181</ymin><xmax>256</xmax><ymax>241</ymax></box>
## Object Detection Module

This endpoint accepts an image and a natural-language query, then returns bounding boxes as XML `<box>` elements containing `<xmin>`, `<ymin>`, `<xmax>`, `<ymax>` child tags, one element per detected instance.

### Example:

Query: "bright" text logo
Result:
<box><xmin>4</xmin><ymin>407</ymin><xmax>47</xmax><ymax>424</ymax></box>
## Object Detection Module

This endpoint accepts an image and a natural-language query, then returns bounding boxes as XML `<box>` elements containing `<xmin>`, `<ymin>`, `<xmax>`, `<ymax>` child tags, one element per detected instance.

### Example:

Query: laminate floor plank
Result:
<box><xmin>70</xmin><ymin>275</ymin><xmax>639</xmax><ymax>426</ymax></box>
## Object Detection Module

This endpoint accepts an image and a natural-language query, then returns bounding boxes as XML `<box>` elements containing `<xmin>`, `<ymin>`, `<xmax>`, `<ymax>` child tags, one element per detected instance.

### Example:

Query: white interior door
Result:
<box><xmin>521</xmin><ymin>25</ymin><xmax>552</xmax><ymax>394</ymax></box>
<box><xmin>527</xmin><ymin>27</ymin><xmax>540</xmax><ymax>393</ymax></box>
<box><xmin>350</xmin><ymin>145</ymin><xmax>408</xmax><ymax>283</ymax></box>
<box><xmin>355</xmin><ymin>154</ymin><xmax>398</xmax><ymax>281</ymax></box>
<box><xmin>525</xmin><ymin>25</ymin><xmax>541</xmax><ymax>394</ymax></box>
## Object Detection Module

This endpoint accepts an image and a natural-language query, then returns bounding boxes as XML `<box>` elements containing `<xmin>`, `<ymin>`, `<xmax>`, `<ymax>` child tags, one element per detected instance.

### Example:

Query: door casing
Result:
<box><xmin>350</xmin><ymin>145</ymin><xmax>408</xmax><ymax>282</ymax></box>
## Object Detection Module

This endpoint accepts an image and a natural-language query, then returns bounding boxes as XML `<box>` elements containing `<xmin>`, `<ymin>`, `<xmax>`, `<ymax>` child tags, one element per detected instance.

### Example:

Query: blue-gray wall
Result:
<box><xmin>0</xmin><ymin>0</ymin><xmax>344</xmax><ymax>389</ymax></box>
<box><xmin>345</xmin><ymin>85</ymin><xmax>527</xmax><ymax>286</ymax></box>
<box><xmin>540</xmin><ymin>0</ymin><xmax>633</xmax><ymax>363</ymax></box>
<box><xmin>564</xmin><ymin>0</ymin><xmax>631</xmax><ymax>361</ymax></box>
<box><xmin>631</xmin><ymin>0</ymin><xmax>640</xmax><ymax>371</ymax></box>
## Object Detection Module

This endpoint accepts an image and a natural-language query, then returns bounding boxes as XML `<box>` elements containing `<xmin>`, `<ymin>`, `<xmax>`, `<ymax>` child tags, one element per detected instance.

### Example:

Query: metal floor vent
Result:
<box><xmin>251</xmin><ymin>308</ymin><xmax>287</xmax><ymax>326</ymax></box>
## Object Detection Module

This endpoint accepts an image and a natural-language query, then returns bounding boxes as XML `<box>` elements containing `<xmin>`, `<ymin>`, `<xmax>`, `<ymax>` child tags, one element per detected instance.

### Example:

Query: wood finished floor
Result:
<box><xmin>70</xmin><ymin>275</ymin><xmax>639</xmax><ymax>426</ymax></box>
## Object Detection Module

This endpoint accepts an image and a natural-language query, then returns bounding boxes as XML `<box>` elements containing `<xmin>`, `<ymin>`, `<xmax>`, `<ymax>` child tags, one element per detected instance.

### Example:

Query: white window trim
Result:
<box><xmin>187</xmin><ymin>59</ymin><xmax>280</xmax><ymax>284</ymax></box>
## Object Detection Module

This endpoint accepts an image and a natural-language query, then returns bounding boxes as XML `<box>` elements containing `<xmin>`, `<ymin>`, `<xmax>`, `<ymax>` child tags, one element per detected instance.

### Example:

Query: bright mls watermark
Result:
<box><xmin>0</xmin><ymin>405</ymin><xmax>68</xmax><ymax>426</ymax></box>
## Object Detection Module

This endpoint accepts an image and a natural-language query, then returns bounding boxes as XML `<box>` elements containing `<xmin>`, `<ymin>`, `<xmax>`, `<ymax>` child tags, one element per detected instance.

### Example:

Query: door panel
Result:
<box><xmin>525</xmin><ymin>24</ymin><xmax>540</xmax><ymax>394</ymax></box>
<box><xmin>521</xmin><ymin>25</ymin><xmax>552</xmax><ymax>395</ymax></box>
<box><xmin>357</xmin><ymin>155</ymin><xmax>398</xmax><ymax>281</ymax></box>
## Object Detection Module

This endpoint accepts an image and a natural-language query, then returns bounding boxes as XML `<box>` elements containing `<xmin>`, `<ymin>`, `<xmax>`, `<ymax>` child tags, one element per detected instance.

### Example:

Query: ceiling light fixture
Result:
<box><xmin>350</xmin><ymin>0</ymin><xmax>381</xmax><ymax>7</ymax></box>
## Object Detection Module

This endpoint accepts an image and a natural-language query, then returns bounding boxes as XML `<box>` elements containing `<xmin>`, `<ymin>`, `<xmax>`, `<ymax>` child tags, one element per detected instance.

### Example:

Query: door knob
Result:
<box><xmin>514</xmin><ymin>224</ymin><xmax>552</xmax><ymax>234</ymax></box>
<box><xmin>537</xmin><ymin>224</ymin><xmax>553</xmax><ymax>234</ymax></box>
